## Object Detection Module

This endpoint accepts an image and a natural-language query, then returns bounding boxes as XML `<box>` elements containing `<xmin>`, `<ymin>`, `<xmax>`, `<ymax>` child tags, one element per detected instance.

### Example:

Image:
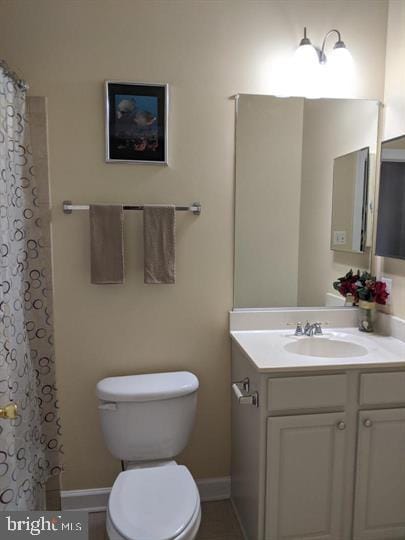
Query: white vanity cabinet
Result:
<box><xmin>353</xmin><ymin>408</ymin><xmax>405</xmax><ymax>539</ymax></box>
<box><xmin>265</xmin><ymin>412</ymin><xmax>348</xmax><ymax>540</ymax></box>
<box><xmin>231</xmin><ymin>341</ymin><xmax>405</xmax><ymax>540</ymax></box>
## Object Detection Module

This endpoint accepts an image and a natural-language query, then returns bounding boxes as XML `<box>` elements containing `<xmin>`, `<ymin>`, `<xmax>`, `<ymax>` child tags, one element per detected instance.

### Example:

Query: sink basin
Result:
<box><xmin>284</xmin><ymin>337</ymin><xmax>368</xmax><ymax>358</ymax></box>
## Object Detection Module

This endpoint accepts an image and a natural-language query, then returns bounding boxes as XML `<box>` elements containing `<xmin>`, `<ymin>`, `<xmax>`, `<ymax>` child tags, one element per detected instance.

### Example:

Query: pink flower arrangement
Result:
<box><xmin>333</xmin><ymin>270</ymin><xmax>389</xmax><ymax>305</ymax></box>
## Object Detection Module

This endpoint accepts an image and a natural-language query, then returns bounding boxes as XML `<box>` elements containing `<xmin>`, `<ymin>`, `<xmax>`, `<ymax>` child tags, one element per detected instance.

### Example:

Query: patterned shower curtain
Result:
<box><xmin>0</xmin><ymin>67</ymin><xmax>62</xmax><ymax>509</ymax></box>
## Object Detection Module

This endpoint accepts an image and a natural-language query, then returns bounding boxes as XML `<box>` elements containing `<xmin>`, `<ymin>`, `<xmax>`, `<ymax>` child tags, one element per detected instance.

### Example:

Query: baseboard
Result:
<box><xmin>196</xmin><ymin>476</ymin><xmax>231</xmax><ymax>502</ymax></box>
<box><xmin>61</xmin><ymin>487</ymin><xmax>110</xmax><ymax>512</ymax></box>
<box><xmin>61</xmin><ymin>476</ymin><xmax>230</xmax><ymax>512</ymax></box>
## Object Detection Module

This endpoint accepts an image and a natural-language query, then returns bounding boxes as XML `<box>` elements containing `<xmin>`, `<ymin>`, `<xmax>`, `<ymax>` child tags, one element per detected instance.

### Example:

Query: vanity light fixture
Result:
<box><xmin>293</xmin><ymin>27</ymin><xmax>319</xmax><ymax>67</ymax></box>
<box><xmin>296</xmin><ymin>27</ymin><xmax>353</xmax><ymax>67</ymax></box>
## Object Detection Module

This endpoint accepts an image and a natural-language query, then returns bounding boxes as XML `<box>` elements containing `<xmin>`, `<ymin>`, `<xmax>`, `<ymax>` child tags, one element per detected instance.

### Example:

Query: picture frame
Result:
<box><xmin>105</xmin><ymin>81</ymin><xmax>168</xmax><ymax>164</ymax></box>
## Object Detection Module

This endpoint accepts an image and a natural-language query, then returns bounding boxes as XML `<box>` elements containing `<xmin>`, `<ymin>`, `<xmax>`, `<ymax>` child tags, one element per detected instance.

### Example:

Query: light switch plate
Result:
<box><xmin>381</xmin><ymin>276</ymin><xmax>392</xmax><ymax>305</ymax></box>
<box><xmin>333</xmin><ymin>231</ymin><xmax>346</xmax><ymax>245</ymax></box>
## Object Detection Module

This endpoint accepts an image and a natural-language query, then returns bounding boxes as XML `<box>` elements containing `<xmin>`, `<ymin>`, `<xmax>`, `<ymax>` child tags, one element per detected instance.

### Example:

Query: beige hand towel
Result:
<box><xmin>144</xmin><ymin>205</ymin><xmax>176</xmax><ymax>284</ymax></box>
<box><xmin>89</xmin><ymin>205</ymin><xmax>124</xmax><ymax>284</ymax></box>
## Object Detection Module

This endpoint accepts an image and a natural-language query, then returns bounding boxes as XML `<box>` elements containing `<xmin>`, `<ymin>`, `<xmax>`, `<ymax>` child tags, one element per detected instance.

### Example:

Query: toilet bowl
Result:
<box><xmin>105</xmin><ymin>465</ymin><xmax>201</xmax><ymax>540</ymax></box>
<box><xmin>96</xmin><ymin>371</ymin><xmax>200</xmax><ymax>540</ymax></box>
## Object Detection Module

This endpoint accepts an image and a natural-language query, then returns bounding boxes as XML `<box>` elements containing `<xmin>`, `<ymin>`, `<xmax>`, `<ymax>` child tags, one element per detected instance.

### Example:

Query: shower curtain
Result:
<box><xmin>0</xmin><ymin>67</ymin><xmax>62</xmax><ymax>509</ymax></box>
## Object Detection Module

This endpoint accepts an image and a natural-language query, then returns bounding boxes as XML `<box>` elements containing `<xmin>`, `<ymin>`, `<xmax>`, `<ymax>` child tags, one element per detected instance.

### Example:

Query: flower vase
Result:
<box><xmin>358</xmin><ymin>300</ymin><xmax>376</xmax><ymax>333</ymax></box>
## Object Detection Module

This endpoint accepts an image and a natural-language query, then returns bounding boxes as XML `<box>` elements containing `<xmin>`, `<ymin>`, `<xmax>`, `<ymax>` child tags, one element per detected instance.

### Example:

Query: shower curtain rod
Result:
<box><xmin>0</xmin><ymin>59</ymin><xmax>28</xmax><ymax>90</ymax></box>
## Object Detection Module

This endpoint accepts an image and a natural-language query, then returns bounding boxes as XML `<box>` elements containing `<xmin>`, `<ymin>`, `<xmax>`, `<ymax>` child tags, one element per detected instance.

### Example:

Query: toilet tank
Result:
<box><xmin>96</xmin><ymin>371</ymin><xmax>199</xmax><ymax>462</ymax></box>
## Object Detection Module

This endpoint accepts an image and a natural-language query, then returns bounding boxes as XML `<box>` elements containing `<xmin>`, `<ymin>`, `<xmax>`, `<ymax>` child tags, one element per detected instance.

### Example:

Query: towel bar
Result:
<box><xmin>63</xmin><ymin>201</ymin><xmax>202</xmax><ymax>216</ymax></box>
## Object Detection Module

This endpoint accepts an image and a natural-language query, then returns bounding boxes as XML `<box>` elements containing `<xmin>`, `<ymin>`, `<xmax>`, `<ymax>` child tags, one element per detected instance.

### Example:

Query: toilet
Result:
<box><xmin>96</xmin><ymin>371</ymin><xmax>201</xmax><ymax>540</ymax></box>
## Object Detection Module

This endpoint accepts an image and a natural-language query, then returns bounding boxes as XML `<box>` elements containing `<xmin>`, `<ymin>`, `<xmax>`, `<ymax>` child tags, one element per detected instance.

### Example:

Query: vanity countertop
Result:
<box><xmin>231</xmin><ymin>328</ymin><xmax>405</xmax><ymax>373</ymax></box>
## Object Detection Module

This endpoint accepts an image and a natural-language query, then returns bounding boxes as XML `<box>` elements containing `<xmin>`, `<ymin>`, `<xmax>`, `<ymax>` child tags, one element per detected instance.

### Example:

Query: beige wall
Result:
<box><xmin>379</xmin><ymin>0</ymin><xmax>405</xmax><ymax>318</ymax></box>
<box><xmin>0</xmin><ymin>0</ymin><xmax>388</xmax><ymax>490</ymax></box>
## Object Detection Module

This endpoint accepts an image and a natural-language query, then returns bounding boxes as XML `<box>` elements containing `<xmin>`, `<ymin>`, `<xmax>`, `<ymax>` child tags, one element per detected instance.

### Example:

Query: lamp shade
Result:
<box><xmin>293</xmin><ymin>43</ymin><xmax>319</xmax><ymax>69</ymax></box>
<box><xmin>328</xmin><ymin>45</ymin><xmax>354</xmax><ymax>73</ymax></box>
<box><xmin>323</xmin><ymin>44</ymin><xmax>354</xmax><ymax>97</ymax></box>
<box><xmin>293</xmin><ymin>41</ymin><xmax>321</xmax><ymax>97</ymax></box>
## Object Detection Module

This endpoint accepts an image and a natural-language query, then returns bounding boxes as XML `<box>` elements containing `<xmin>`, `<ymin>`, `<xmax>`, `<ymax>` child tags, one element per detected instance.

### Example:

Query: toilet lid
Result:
<box><xmin>108</xmin><ymin>465</ymin><xmax>199</xmax><ymax>540</ymax></box>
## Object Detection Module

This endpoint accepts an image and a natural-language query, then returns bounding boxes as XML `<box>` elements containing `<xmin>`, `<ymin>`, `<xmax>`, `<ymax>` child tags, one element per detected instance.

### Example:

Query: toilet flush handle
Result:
<box><xmin>98</xmin><ymin>402</ymin><xmax>117</xmax><ymax>411</ymax></box>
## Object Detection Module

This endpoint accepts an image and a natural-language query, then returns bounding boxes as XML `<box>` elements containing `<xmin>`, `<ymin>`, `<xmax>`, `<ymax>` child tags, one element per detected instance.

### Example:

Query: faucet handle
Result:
<box><xmin>314</xmin><ymin>322</ymin><xmax>323</xmax><ymax>335</ymax></box>
<box><xmin>287</xmin><ymin>322</ymin><xmax>304</xmax><ymax>336</ymax></box>
<box><xmin>313</xmin><ymin>321</ymin><xmax>330</xmax><ymax>335</ymax></box>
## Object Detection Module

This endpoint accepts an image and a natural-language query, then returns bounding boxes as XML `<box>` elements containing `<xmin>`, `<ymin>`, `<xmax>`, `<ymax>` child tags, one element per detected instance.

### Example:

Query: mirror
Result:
<box><xmin>234</xmin><ymin>95</ymin><xmax>379</xmax><ymax>308</ymax></box>
<box><xmin>376</xmin><ymin>135</ymin><xmax>405</xmax><ymax>260</ymax></box>
<box><xmin>331</xmin><ymin>147</ymin><xmax>369</xmax><ymax>253</ymax></box>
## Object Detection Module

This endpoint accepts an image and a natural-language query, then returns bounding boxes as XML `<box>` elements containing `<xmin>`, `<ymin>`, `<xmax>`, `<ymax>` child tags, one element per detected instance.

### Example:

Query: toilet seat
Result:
<box><xmin>107</xmin><ymin>465</ymin><xmax>200</xmax><ymax>540</ymax></box>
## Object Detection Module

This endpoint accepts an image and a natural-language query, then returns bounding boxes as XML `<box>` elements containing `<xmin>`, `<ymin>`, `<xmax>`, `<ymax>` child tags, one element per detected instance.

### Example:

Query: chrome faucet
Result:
<box><xmin>288</xmin><ymin>321</ymin><xmax>325</xmax><ymax>336</ymax></box>
<box><xmin>304</xmin><ymin>321</ymin><xmax>323</xmax><ymax>336</ymax></box>
<box><xmin>304</xmin><ymin>322</ymin><xmax>315</xmax><ymax>336</ymax></box>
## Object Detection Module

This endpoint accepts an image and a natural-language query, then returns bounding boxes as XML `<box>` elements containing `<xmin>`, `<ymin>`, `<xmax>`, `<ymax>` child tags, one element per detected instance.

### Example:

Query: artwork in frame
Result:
<box><xmin>105</xmin><ymin>81</ymin><xmax>168</xmax><ymax>164</ymax></box>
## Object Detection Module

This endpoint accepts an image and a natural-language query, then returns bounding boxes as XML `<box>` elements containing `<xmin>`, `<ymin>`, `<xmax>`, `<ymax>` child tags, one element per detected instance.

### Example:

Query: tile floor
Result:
<box><xmin>89</xmin><ymin>500</ymin><xmax>244</xmax><ymax>540</ymax></box>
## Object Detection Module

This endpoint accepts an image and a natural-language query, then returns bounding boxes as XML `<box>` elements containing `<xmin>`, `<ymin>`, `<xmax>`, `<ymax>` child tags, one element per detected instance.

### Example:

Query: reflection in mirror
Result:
<box><xmin>234</xmin><ymin>95</ymin><xmax>379</xmax><ymax>309</ymax></box>
<box><xmin>331</xmin><ymin>147</ymin><xmax>369</xmax><ymax>254</ymax></box>
<box><xmin>376</xmin><ymin>135</ymin><xmax>405</xmax><ymax>260</ymax></box>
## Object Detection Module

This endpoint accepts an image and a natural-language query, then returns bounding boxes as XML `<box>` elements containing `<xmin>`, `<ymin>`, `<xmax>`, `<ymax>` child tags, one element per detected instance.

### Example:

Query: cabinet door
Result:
<box><xmin>353</xmin><ymin>409</ymin><xmax>405</xmax><ymax>540</ymax></box>
<box><xmin>265</xmin><ymin>413</ymin><xmax>347</xmax><ymax>540</ymax></box>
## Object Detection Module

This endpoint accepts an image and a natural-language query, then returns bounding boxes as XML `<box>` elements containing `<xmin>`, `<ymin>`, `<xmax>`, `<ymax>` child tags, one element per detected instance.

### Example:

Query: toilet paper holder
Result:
<box><xmin>232</xmin><ymin>378</ymin><xmax>259</xmax><ymax>407</ymax></box>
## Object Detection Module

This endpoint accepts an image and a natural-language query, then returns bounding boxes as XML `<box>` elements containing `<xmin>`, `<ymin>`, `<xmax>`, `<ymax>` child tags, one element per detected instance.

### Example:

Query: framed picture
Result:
<box><xmin>105</xmin><ymin>81</ymin><xmax>168</xmax><ymax>164</ymax></box>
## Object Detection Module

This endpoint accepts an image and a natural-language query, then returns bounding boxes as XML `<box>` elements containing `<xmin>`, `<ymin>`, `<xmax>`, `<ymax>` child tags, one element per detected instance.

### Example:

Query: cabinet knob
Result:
<box><xmin>363</xmin><ymin>418</ymin><xmax>372</xmax><ymax>428</ymax></box>
<box><xmin>336</xmin><ymin>421</ymin><xmax>346</xmax><ymax>430</ymax></box>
